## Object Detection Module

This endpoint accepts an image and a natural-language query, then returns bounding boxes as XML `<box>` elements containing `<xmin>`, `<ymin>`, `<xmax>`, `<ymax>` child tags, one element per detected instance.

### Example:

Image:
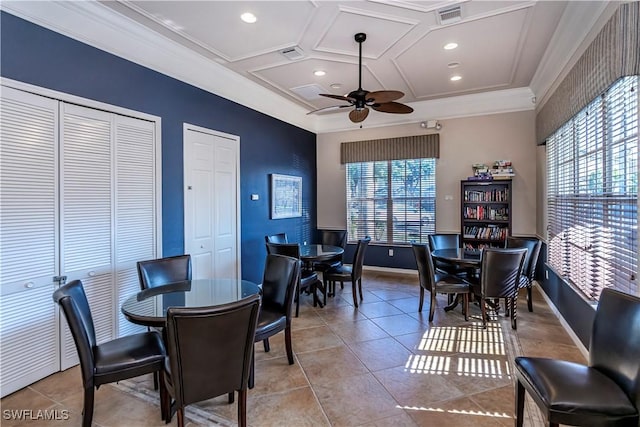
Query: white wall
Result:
<box><xmin>316</xmin><ymin>110</ymin><xmax>538</xmax><ymax>237</ymax></box>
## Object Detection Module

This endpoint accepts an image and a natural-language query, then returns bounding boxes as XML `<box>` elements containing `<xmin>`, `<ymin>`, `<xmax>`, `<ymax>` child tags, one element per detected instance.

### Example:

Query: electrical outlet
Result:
<box><xmin>388</xmin><ymin>249</ymin><xmax>394</xmax><ymax>256</ymax></box>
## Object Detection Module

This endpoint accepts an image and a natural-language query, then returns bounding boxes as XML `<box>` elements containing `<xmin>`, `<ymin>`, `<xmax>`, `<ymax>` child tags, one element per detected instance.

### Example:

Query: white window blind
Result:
<box><xmin>346</xmin><ymin>158</ymin><xmax>436</xmax><ymax>244</ymax></box>
<box><xmin>547</xmin><ymin>75</ymin><xmax>639</xmax><ymax>300</ymax></box>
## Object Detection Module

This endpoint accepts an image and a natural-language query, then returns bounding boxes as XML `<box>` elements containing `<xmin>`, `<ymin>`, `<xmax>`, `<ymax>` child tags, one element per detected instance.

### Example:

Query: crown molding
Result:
<box><xmin>2</xmin><ymin>1</ymin><xmax>542</xmax><ymax>135</ymax></box>
<box><xmin>315</xmin><ymin>87</ymin><xmax>536</xmax><ymax>133</ymax></box>
<box><xmin>1</xmin><ymin>0</ymin><xmax>318</xmax><ymax>132</ymax></box>
<box><xmin>529</xmin><ymin>1</ymin><xmax>618</xmax><ymax>110</ymax></box>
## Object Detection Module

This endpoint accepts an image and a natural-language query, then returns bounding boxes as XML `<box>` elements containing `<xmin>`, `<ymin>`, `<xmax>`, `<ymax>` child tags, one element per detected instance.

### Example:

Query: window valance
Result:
<box><xmin>340</xmin><ymin>134</ymin><xmax>440</xmax><ymax>164</ymax></box>
<box><xmin>536</xmin><ymin>2</ymin><xmax>640</xmax><ymax>144</ymax></box>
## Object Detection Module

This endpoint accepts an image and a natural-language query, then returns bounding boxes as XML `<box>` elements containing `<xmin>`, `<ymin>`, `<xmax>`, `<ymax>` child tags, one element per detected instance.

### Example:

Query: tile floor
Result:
<box><xmin>1</xmin><ymin>271</ymin><xmax>586</xmax><ymax>426</ymax></box>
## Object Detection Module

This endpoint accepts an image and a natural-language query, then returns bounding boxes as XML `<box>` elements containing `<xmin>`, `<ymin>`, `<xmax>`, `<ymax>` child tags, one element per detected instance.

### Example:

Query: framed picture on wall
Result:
<box><xmin>271</xmin><ymin>174</ymin><xmax>302</xmax><ymax>219</ymax></box>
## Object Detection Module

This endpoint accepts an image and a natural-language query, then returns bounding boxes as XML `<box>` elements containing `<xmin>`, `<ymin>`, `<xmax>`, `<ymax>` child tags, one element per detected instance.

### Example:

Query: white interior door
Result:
<box><xmin>184</xmin><ymin>125</ymin><xmax>240</xmax><ymax>280</ymax></box>
<box><xmin>0</xmin><ymin>87</ymin><xmax>60</xmax><ymax>397</ymax></box>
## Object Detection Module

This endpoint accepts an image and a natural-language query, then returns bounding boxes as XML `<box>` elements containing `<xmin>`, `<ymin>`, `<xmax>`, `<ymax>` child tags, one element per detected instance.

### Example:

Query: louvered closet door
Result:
<box><xmin>60</xmin><ymin>104</ymin><xmax>114</xmax><ymax>369</ymax></box>
<box><xmin>115</xmin><ymin>115</ymin><xmax>156</xmax><ymax>337</ymax></box>
<box><xmin>0</xmin><ymin>87</ymin><xmax>60</xmax><ymax>397</ymax></box>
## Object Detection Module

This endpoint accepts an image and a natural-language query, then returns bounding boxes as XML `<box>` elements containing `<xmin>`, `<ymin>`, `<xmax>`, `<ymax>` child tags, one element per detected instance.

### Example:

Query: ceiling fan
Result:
<box><xmin>308</xmin><ymin>32</ymin><xmax>413</xmax><ymax>123</ymax></box>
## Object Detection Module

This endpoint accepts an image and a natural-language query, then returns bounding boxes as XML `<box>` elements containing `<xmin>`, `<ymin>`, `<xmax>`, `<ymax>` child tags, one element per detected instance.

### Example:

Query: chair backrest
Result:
<box><xmin>320</xmin><ymin>229</ymin><xmax>347</xmax><ymax>248</ymax></box>
<box><xmin>137</xmin><ymin>254</ymin><xmax>192</xmax><ymax>290</ymax></box>
<box><xmin>428</xmin><ymin>234</ymin><xmax>461</xmax><ymax>251</ymax></box>
<box><xmin>265</xmin><ymin>242</ymin><xmax>300</xmax><ymax>259</ymax></box>
<box><xmin>412</xmin><ymin>243</ymin><xmax>435</xmax><ymax>292</ymax></box>
<box><xmin>261</xmin><ymin>253</ymin><xmax>300</xmax><ymax>315</ymax></box>
<box><xmin>265</xmin><ymin>233</ymin><xmax>288</xmax><ymax>244</ymax></box>
<box><xmin>52</xmin><ymin>280</ymin><xmax>96</xmax><ymax>387</ymax></box>
<box><xmin>589</xmin><ymin>288</ymin><xmax>640</xmax><ymax>410</ymax></box>
<box><xmin>351</xmin><ymin>237</ymin><xmax>371</xmax><ymax>281</ymax></box>
<box><xmin>165</xmin><ymin>294</ymin><xmax>261</xmax><ymax>407</ymax></box>
<box><xmin>479</xmin><ymin>248</ymin><xmax>527</xmax><ymax>298</ymax></box>
<box><xmin>505</xmin><ymin>236</ymin><xmax>542</xmax><ymax>281</ymax></box>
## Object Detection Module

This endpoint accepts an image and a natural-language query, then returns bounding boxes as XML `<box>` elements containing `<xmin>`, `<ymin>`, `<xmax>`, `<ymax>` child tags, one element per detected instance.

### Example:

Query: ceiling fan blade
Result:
<box><xmin>306</xmin><ymin>104</ymin><xmax>352</xmax><ymax>115</ymax></box>
<box><xmin>319</xmin><ymin>93</ymin><xmax>356</xmax><ymax>103</ymax></box>
<box><xmin>371</xmin><ymin>102</ymin><xmax>414</xmax><ymax>114</ymax></box>
<box><xmin>349</xmin><ymin>108</ymin><xmax>369</xmax><ymax>123</ymax></box>
<box><xmin>366</xmin><ymin>90</ymin><xmax>404</xmax><ymax>104</ymax></box>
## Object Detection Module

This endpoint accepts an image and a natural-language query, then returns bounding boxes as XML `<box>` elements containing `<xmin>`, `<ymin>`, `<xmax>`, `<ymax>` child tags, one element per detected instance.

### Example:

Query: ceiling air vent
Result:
<box><xmin>279</xmin><ymin>46</ymin><xmax>305</xmax><ymax>61</ymax></box>
<box><xmin>437</xmin><ymin>5</ymin><xmax>462</xmax><ymax>25</ymax></box>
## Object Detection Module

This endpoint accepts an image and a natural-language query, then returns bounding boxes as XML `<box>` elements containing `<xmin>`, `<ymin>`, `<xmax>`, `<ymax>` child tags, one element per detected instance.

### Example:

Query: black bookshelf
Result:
<box><xmin>461</xmin><ymin>179</ymin><xmax>512</xmax><ymax>252</ymax></box>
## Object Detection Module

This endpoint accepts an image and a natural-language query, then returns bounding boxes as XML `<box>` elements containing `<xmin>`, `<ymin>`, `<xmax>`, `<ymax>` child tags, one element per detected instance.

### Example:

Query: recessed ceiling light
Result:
<box><xmin>447</xmin><ymin>62</ymin><xmax>460</xmax><ymax>68</ymax></box>
<box><xmin>444</xmin><ymin>42</ymin><xmax>458</xmax><ymax>50</ymax></box>
<box><xmin>450</xmin><ymin>75</ymin><xmax>462</xmax><ymax>81</ymax></box>
<box><xmin>330</xmin><ymin>83</ymin><xmax>342</xmax><ymax>89</ymax></box>
<box><xmin>240</xmin><ymin>12</ymin><xmax>257</xmax><ymax>24</ymax></box>
<box><xmin>313</xmin><ymin>70</ymin><xmax>326</xmax><ymax>77</ymax></box>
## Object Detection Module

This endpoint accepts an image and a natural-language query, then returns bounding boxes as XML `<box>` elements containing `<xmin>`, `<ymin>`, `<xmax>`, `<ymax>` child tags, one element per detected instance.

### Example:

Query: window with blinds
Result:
<box><xmin>346</xmin><ymin>158</ymin><xmax>436</xmax><ymax>244</ymax></box>
<box><xmin>547</xmin><ymin>75</ymin><xmax>639</xmax><ymax>300</ymax></box>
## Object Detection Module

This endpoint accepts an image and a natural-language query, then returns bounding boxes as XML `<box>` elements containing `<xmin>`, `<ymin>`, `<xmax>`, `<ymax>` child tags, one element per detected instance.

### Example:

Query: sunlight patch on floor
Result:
<box><xmin>398</xmin><ymin>405</ymin><xmax>511</xmax><ymax>418</ymax></box>
<box><xmin>418</xmin><ymin>322</ymin><xmax>506</xmax><ymax>355</ymax></box>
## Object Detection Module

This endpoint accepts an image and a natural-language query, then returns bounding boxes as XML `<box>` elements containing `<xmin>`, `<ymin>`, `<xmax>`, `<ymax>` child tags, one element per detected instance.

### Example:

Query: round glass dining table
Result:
<box><xmin>121</xmin><ymin>278</ymin><xmax>261</xmax><ymax>328</ymax></box>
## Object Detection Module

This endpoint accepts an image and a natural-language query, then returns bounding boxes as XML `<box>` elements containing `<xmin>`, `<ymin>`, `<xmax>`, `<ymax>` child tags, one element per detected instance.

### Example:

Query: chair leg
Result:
<box><xmin>481</xmin><ymin>299</ymin><xmax>487</xmax><ymax>329</ymax></box>
<box><xmin>351</xmin><ymin>281</ymin><xmax>358</xmax><ymax>307</ymax></box>
<box><xmin>158</xmin><ymin>370</ymin><xmax>169</xmax><ymax>421</ymax></box>
<box><xmin>82</xmin><ymin>387</ymin><xmax>94</xmax><ymax>427</ymax></box>
<box><xmin>418</xmin><ymin>287</ymin><xmax>424</xmax><ymax>312</ymax></box>
<box><xmin>428</xmin><ymin>291</ymin><xmax>436</xmax><ymax>322</ymax></box>
<box><xmin>358</xmin><ymin>278</ymin><xmax>363</xmax><ymax>301</ymax></box>
<box><xmin>153</xmin><ymin>371</ymin><xmax>159</xmax><ymax>391</ymax></box>
<box><xmin>285</xmin><ymin>325</ymin><xmax>294</xmax><ymax>365</ymax></box>
<box><xmin>249</xmin><ymin>349</ymin><xmax>255</xmax><ymax>389</ymax></box>
<box><xmin>238</xmin><ymin>388</ymin><xmax>247</xmax><ymax>427</ymax></box>
<box><xmin>228</xmin><ymin>392</ymin><xmax>234</xmax><ymax>404</ymax></box>
<box><xmin>511</xmin><ymin>294</ymin><xmax>518</xmax><ymax>330</ymax></box>
<box><xmin>463</xmin><ymin>294</ymin><xmax>469</xmax><ymax>321</ymax></box>
<box><xmin>176</xmin><ymin>407</ymin><xmax>185</xmax><ymax>427</ymax></box>
<box><xmin>295</xmin><ymin>283</ymin><xmax>300</xmax><ymax>317</ymax></box>
<box><xmin>515</xmin><ymin>380</ymin><xmax>525</xmax><ymax>427</ymax></box>
<box><xmin>263</xmin><ymin>338</ymin><xmax>270</xmax><ymax>353</ymax></box>
<box><xmin>527</xmin><ymin>285</ymin><xmax>533</xmax><ymax>312</ymax></box>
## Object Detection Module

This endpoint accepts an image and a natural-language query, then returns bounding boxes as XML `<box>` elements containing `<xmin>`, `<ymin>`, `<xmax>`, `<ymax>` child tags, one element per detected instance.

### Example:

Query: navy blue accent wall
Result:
<box><xmin>1</xmin><ymin>12</ymin><xmax>316</xmax><ymax>284</ymax></box>
<box><xmin>537</xmin><ymin>242</ymin><xmax>596</xmax><ymax>347</ymax></box>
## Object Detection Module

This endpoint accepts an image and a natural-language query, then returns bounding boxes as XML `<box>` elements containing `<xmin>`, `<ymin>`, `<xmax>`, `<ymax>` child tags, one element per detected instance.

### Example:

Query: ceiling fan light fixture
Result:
<box><xmin>240</xmin><ymin>12</ymin><xmax>257</xmax><ymax>24</ymax></box>
<box><xmin>313</xmin><ymin>70</ymin><xmax>326</xmax><ymax>77</ymax></box>
<box><xmin>444</xmin><ymin>42</ymin><xmax>458</xmax><ymax>50</ymax></box>
<box><xmin>311</xmin><ymin>32</ymin><xmax>413</xmax><ymax>124</ymax></box>
<box><xmin>450</xmin><ymin>75</ymin><xmax>462</xmax><ymax>81</ymax></box>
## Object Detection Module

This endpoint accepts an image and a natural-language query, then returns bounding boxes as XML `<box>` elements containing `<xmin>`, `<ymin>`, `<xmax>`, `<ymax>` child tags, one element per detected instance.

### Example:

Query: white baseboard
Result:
<box><xmin>535</xmin><ymin>282</ymin><xmax>589</xmax><ymax>360</ymax></box>
<box><xmin>363</xmin><ymin>265</ymin><xmax>418</xmax><ymax>276</ymax></box>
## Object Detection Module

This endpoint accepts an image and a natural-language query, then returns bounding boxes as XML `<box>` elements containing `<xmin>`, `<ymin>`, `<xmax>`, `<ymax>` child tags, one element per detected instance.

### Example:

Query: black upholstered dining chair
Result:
<box><xmin>136</xmin><ymin>254</ymin><xmax>191</xmax><ymax>389</ymax></box>
<box><xmin>313</xmin><ymin>229</ymin><xmax>347</xmax><ymax>273</ymax></box>
<box><xmin>137</xmin><ymin>254</ymin><xmax>192</xmax><ymax>289</ymax></box>
<box><xmin>412</xmin><ymin>243</ymin><xmax>471</xmax><ymax>322</ymax></box>
<box><xmin>162</xmin><ymin>294</ymin><xmax>261</xmax><ymax>427</ymax></box>
<box><xmin>53</xmin><ymin>280</ymin><xmax>167</xmax><ymax>427</ymax></box>
<box><xmin>475</xmin><ymin>247</ymin><xmax>527</xmax><ymax>329</ymax></box>
<box><xmin>505</xmin><ymin>236</ymin><xmax>542</xmax><ymax>312</ymax></box>
<box><xmin>323</xmin><ymin>237</ymin><xmax>370</xmax><ymax>308</ymax></box>
<box><xmin>266</xmin><ymin>242</ymin><xmax>320</xmax><ymax>316</ymax></box>
<box><xmin>428</xmin><ymin>233</ymin><xmax>467</xmax><ymax>276</ymax></box>
<box><xmin>265</xmin><ymin>233</ymin><xmax>288</xmax><ymax>244</ymax></box>
<box><xmin>515</xmin><ymin>288</ymin><xmax>640</xmax><ymax>427</ymax></box>
<box><xmin>250</xmin><ymin>253</ymin><xmax>300</xmax><ymax>388</ymax></box>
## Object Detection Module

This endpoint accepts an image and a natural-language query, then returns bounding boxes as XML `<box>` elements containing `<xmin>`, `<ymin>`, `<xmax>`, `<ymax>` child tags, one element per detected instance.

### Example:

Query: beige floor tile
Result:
<box><xmin>327</xmin><ymin>318</ymin><xmax>390</xmax><ymax>344</ymax></box>
<box><xmin>406</xmin><ymin>396</ymin><xmax>512</xmax><ymax>427</ymax></box>
<box><xmin>296</xmin><ymin>345</ymin><xmax>369</xmax><ymax>386</ymax></box>
<box><xmin>250</xmin><ymin>356</ymin><xmax>308</xmax><ymax>396</ymax></box>
<box><xmin>354</xmin><ymin>301</ymin><xmax>405</xmax><ymax>319</ymax></box>
<box><xmin>247</xmin><ymin>387</ymin><xmax>329</xmax><ymax>427</ymax></box>
<box><xmin>292</xmin><ymin>325</ymin><xmax>343</xmax><ymax>353</ymax></box>
<box><xmin>371</xmin><ymin>314</ymin><xmax>430</xmax><ymax>336</ymax></box>
<box><xmin>314</xmin><ymin>373</ymin><xmax>404</xmax><ymax>426</ymax></box>
<box><xmin>348</xmin><ymin>337</ymin><xmax>412</xmax><ymax>372</ymax></box>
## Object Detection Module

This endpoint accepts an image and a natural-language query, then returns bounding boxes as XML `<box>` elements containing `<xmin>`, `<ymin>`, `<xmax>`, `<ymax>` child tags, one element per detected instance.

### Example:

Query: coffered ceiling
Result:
<box><xmin>1</xmin><ymin>1</ymin><xmax>616</xmax><ymax>132</ymax></box>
